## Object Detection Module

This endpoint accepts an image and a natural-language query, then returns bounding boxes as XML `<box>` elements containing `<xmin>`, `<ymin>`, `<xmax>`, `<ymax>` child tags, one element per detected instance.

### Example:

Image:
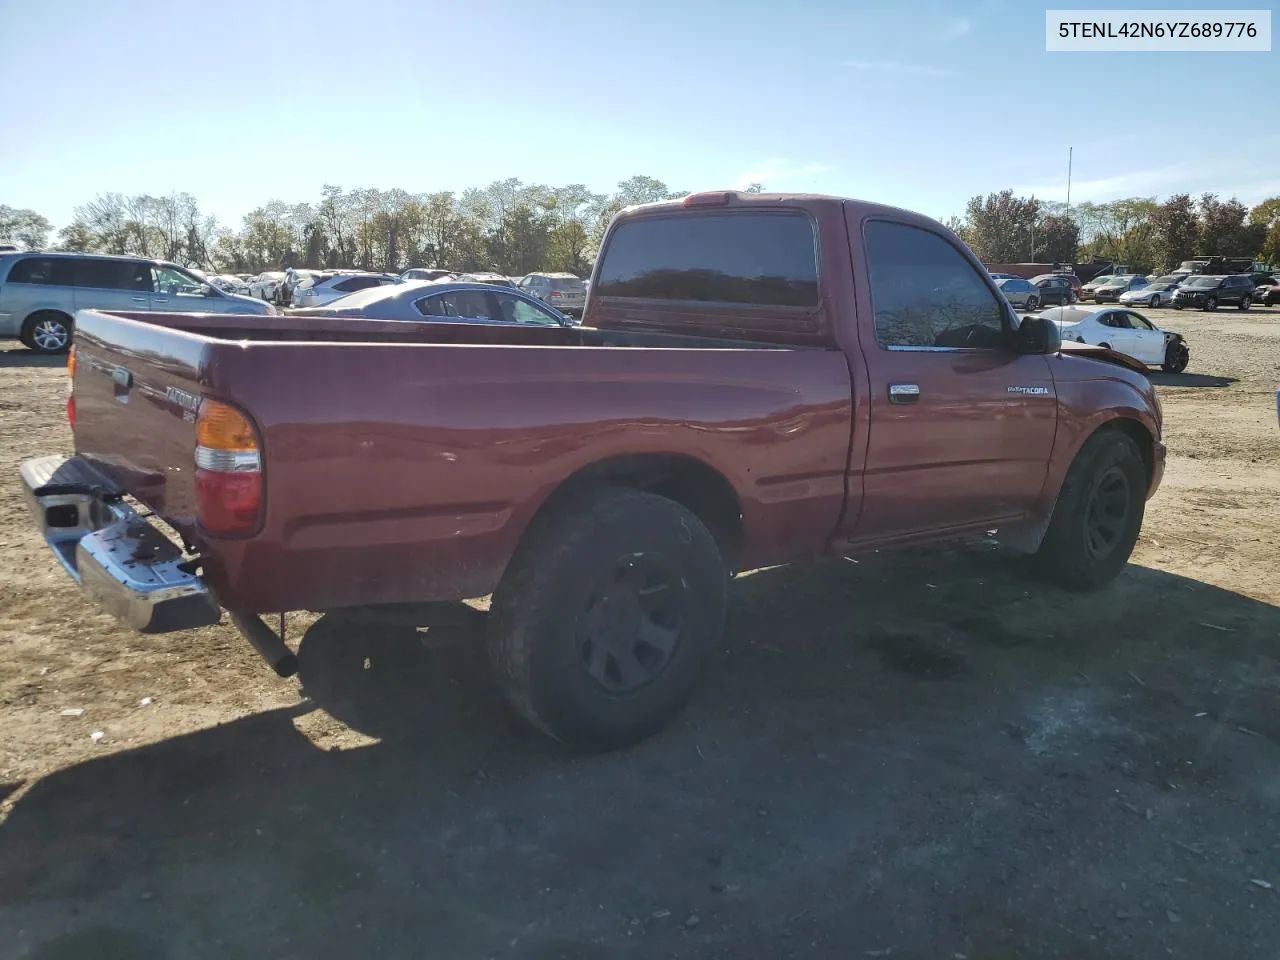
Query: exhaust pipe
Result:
<box><xmin>229</xmin><ymin>611</ymin><xmax>299</xmax><ymax>678</ymax></box>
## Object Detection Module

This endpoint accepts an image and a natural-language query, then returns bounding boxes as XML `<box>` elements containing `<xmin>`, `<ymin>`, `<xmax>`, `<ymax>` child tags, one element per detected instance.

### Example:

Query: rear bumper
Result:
<box><xmin>19</xmin><ymin>454</ymin><xmax>221</xmax><ymax>633</ymax></box>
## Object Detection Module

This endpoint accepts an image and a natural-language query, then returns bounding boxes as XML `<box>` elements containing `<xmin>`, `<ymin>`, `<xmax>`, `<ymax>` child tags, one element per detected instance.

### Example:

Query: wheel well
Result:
<box><xmin>1100</xmin><ymin>418</ymin><xmax>1154</xmax><ymax>483</ymax></box>
<box><xmin>535</xmin><ymin>454</ymin><xmax>744</xmax><ymax>565</ymax></box>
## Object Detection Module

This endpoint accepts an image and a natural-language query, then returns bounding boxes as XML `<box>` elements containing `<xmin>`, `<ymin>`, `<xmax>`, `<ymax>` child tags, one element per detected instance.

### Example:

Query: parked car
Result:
<box><xmin>1039</xmin><ymin>305</ymin><xmax>1189</xmax><ymax>372</ymax></box>
<box><xmin>993</xmin><ymin>277</ymin><xmax>1041</xmax><ymax>310</ymax></box>
<box><xmin>293</xmin><ymin>281</ymin><xmax>574</xmax><ymax>327</ymax></box>
<box><xmin>1080</xmin><ymin>275</ymin><xmax>1119</xmax><ymax>301</ymax></box>
<box><xmin>518</xmin><ymin>272</ymin><xmax>587</xmax><ymax>316</ymax></box>
<box><xmin>1252</xmin><ymin>280</ymin><xmax>1280</xmax><ymax>305</ymax></box>
<box><xmin>1030</xmin><ymin>274</ymin><xmax>1076</xmax><ymax>306</ymax></box>
<box><xmin>402</xmin><ymin>267</ymin><xmax>456</xmax><ymax>282</ymax></box>
<box><xmin>249</xmin><ymin>271</ymin><xmax>286</xmax><ymax>301</ymax></box>
<box><xmin>1119</xmin><ymin>275</ymin><xmax>1181</xmax><ymax>308</ymax></box>
<box><xmin>21</xmin><ymin>191</ymin><xmax>1164</xmax><ymax>750</ymax></box>
<box><xmin>1092</xmin><ymin>275</ymin><xmax>1149</xmax><ymax>304</ymax></box>
<box><xmin>988</xmin><ymin>272</ymin><xmax>1019</xmax><ymax>280</ymax></box>
<box><xmin>1173</xmin><ymin>274</ymin><xmax>1255</xmax><ymax>311</ymax></box>
<box><xmin>456</xmin><ymin>272</ymin><xmax>517</xmax><ymax>288</ymax></box>
<box><xmin>290</xmin><ymin>271</ymin><xmax>400</xmax><ymax>308</ymax></box>
<box><xmin>0</xmin><ymin>252</ymin><xmax>273</xmax><ymax>353</ymax></box>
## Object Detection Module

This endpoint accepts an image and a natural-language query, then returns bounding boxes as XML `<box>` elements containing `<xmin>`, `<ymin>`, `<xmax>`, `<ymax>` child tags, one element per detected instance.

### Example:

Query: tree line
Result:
<box><xmin>3</xmin><ymin>181</ymin><xmax>1278</xmax><ymax>277</ymax></box>
<box><xmin>948</xmin><ymin>190</ymin><xmax>1280</xmax><ymax>271</ymax></box>
<box><xmin>0</xmin><ymin>176</ymin><xmax>701</xmax><ymax>278</ymax></box>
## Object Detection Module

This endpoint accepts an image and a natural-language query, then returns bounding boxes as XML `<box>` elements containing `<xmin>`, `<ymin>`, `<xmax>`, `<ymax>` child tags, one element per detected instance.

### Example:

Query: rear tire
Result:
<box><xmin>21</xmin><ymin>311</ymin><xmax>73</xmax><ymax>354</ymax></box>
<box><xmin>1239</xmin><ymin>296</ymin><xmax>1250</xmax><ymax>311</ymax></box>
<box><xmin>1033</xmin><ymin>430</ymin><xmax>1146</xmax><ymax>591</ymax></box>
<box><xmin>1025</xmin><ymin>295</ymin><xmax>1039</xmax><ymax>311</ymax></box>
<box><xmin>488</xmin><ymin>487</ymin><xmax>728</xmax><ymax>751</ymax></box>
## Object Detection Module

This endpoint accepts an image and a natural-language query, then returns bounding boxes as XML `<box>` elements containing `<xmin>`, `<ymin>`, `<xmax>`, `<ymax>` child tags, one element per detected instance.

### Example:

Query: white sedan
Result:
<box><xmin>1039</xmin><ymin>305</ymin><xmax>1189</xmax><ymax>373</ymax></box>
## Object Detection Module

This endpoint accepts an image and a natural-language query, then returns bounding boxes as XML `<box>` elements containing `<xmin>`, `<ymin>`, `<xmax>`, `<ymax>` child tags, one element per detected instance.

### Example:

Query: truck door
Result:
<box><xmin>843</xmin><ymin>218</ymin><xmax>1058</xmax><ymax>545</ymax></box>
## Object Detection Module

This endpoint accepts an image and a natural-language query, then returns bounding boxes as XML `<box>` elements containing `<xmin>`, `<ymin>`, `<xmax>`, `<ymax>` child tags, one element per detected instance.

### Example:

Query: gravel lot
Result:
<box><xmin>1</xmin><ymin>306</ymin><xmax>1278</xmax><ymax>959</ymax></box>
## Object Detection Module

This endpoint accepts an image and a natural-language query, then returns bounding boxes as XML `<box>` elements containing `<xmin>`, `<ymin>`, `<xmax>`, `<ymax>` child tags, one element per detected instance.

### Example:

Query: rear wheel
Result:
<box><xmin>21</xmin><ymin>312</ymin><xmax>72</xmax><ymax>354</ymax></box>
<box><xmin>1025</xmin><ymin>295</ymin><xmax>1039</xmax><ymax>311</ymax></box>
<box><xmin>1149</xmin><ymin>294</ymin><xmax>1161</xmax><ymax>308</ymax></box>
<box><xmin>488</xmin><ymin>487</ymin><xmax>728</xmax><ymax>751</ymax></box>
<box><xmin>1239</xmin><ymin>296</ymin><xmax>1250</xmax><ymax>311</ymax></box>
<box><xmin>1034</xmin><ymin>430</ymin><xmax>1146</xmax><ymax>591</ymax></box>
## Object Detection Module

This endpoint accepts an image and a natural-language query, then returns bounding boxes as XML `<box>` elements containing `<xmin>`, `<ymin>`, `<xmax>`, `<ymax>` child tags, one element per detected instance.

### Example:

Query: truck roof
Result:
<box><xmin>623</xmin><ymin>191</ymin><xmax>941</xmax><ymax>227</ymax></box>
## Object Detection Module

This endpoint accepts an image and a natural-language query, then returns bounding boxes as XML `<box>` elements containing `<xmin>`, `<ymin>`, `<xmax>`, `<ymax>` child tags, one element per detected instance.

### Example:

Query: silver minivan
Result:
<box><xmin>0</xmin><ymin>252</ymin><xmax>275</xmax><ymax>353</ymax></box>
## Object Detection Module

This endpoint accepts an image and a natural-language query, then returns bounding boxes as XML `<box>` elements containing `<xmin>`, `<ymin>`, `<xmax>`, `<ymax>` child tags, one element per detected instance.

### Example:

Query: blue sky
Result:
<box><xmin>1</xmin><ymin>0</ymin><xmax>1276</xmax><ymax>231</ymax></box>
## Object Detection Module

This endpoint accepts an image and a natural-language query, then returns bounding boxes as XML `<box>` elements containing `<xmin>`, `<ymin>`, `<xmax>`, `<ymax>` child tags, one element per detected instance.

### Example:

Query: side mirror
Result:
<box><xmin>202</xmin><ymin>284</ymin><xmax>221</xmax><ymax>297</ymax></box>
<box><xmin>1015</xmin><ymin>314</ymin><xmax>1061</xmax><ymax>355</ymax></box>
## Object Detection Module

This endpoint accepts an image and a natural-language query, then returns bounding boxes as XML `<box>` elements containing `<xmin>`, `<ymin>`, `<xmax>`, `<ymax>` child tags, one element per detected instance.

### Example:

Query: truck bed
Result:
<box><xmin>70</xmin><ymin>309</ymin><xmax>854</xmax><ymax>613</ymax></box>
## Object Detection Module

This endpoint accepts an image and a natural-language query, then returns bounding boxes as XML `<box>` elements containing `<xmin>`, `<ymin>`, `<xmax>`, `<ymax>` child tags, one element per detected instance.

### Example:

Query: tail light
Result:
<box><xmin>66</xmin><ymin>346</ymin><xmax>76</xmax><ymax>429</ymax></box>
<box><xmin>195</xmin><ymin>399</ymin><xmax>263</xmax><ymax>535</ymax></box>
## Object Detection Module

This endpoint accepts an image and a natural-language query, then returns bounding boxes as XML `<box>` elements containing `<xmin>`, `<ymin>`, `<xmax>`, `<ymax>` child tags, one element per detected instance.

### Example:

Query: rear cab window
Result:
<box><xmin>595</xmin><ymin>211</ymin><xmax>819</xmax><ymax>307</ymax></box>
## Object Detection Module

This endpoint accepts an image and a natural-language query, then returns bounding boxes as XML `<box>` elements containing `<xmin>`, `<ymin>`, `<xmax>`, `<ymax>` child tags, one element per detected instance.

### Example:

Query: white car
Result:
<box><xmin>290</xmin><ymin>271</ymin><xmax>400</xmax><ymax>308</ymax></box>
<box><xmin>249</xmin><ymin>271</ymin><xmax>286</xmax><ymax>301</ymax></box>
<box><xmin>1119</xmin><ymin>275</ymin><xmax>1182</xmax><ymax>308</ymax></box>
<box><xmin>1040</xmin><ymin>305</ymin><xmax>1189</xmax><ymax>373</ymax></box>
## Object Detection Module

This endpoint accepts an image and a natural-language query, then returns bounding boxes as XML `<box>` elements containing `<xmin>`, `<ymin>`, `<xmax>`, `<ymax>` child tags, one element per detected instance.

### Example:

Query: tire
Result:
<box><xmin>21</xmin><ymin>311</ymin><xmax>73</xmax><ymax>354</ymax></box>
<box><xmin>1099</xmin><ymin>342</ymin><xmax>1112</xmax><ymax>350</ymax></box>
<box><xmin>1149</xmin><ymin>295</ymin><xmax>1160</xmax><ymax>308</ymax></box>
<box><xmin>1025</xmin><ymin>295</ymin><xmax>1039</xmax><ymax>311</ymax></box>
<box><xmin>488</xmin><ymin>487</ymin><xmax>728</xmax><ymax>750</ymax></box>
<box><xmin>1162</xmin><ymin>340</ymin><xmax>1189</xmax><ymax>373</ymax></box>
<box><xmin>1204</xmin><ymin>296</ymin><xmax>1217</xmax><ymax>312</ymax></box>
<box><xmin>1238</xmin><ymin>296</ymin><xmax>1250</xmax><ymax>311</ymax></box>
<box><xmin>1033</xmin><ymin>429</ymin><xmax>1147</xmax><ymax>591</ymax></box>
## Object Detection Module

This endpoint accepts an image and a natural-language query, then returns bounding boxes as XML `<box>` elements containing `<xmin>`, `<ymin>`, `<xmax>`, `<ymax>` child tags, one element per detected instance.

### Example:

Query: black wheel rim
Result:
<box><xmin>1084</xmin><ymin>466</ymin><xmax>1131</xmax><ymax>560</ymax></box>
<box><xmin>578</xmin><ymin>553</ymin><xmax>684</xmax><ymax>694</ymax></box>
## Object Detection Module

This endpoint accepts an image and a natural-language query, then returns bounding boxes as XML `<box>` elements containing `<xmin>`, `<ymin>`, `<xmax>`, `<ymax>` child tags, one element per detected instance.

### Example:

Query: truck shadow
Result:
<box><xmin>2</xmin><ymin>546</ymin><xmax>1279</xmax><ymax>959</ymax></box>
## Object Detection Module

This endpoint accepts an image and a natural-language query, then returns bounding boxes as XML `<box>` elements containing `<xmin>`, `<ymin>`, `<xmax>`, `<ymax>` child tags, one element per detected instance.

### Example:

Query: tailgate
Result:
<box><xmin>71</xmin><ymin>309</ymin><xmax>209</xmax><ymax>531</ymax></box>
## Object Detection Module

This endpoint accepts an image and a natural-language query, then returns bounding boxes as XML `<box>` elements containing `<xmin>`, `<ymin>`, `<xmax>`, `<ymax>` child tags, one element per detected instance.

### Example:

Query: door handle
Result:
<box><xmin>131</xmin><ymin>296</ymin><xmax>147</xmax><ymax>302</ymax></box>
<box><xmin>889</xmin><ymin>383</ymin><xmax>921</xmax><ymax>404</ymax></box>
<box><xmin>152</xmin><ymin>297</ymin><xmax>168</xmax><ymax>303</ymax></box>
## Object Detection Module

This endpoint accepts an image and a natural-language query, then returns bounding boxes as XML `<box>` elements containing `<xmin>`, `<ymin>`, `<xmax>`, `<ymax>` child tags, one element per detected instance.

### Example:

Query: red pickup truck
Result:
<box><xmin>20</xmin><ymin>192</ymin><xmax>1164</xmax><ymax>749</ymax></box>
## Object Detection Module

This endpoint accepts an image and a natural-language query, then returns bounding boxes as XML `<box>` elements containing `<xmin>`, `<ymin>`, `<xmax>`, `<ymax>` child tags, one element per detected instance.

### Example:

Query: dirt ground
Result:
<box><xmin>1</xmin><ymin>306</ymin><xmax>1278</xmax><ymax>960</ymax></box>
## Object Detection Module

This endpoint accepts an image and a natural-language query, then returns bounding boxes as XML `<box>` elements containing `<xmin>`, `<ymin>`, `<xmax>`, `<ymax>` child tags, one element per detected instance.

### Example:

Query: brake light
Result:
<box><xmin>683</xmin><ymin>191</ymin><xmax>735</xmax><ymax>207</ymax></box>
<box><xmin>195</xmin><ymin>399</ymin><xmax>263</xmax><ymax>535</ymax></box>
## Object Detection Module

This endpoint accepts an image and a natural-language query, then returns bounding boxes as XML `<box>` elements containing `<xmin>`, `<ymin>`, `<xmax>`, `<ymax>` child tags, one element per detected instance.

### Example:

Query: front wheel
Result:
<box><xmin>488</xmin><ymin>487</ymin><xmax>728</xmax><ymax>751</ymax></box>
<box><xmin>1204</xmin><ymin>296</ymin><xmax>1218</xmax><ymax>311</ymax></box>
<box><xmin>1162</xmin><ymin>340</ymin><xmax>1189</xmax><ymax>373</ymax></box>
<box><xmin>1025</xmin><ymin>295</ymin><xmax>1039</xmax><ymax>311</ymax></box>
<box><xmin>1033</xmin><ymin>430</ymin><xmax>1147</xmax><ymax>591</ymax></box>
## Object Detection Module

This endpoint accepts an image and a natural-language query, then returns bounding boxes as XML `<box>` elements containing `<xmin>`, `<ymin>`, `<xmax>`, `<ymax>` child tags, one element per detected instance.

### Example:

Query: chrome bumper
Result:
<box><xmin>19</xmin><ymin>454</ymin><xmax>221</xmax><ymax>633</ymax></box>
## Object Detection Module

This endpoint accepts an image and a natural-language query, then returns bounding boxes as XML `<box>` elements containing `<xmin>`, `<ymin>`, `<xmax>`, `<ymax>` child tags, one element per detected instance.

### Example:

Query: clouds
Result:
<box><xmin>843</xmin><ymin>60</ymin><xmax>953</xmax><ymax>78</ymax></box>
<box><xmin>733</xmin><ymin>158</ymin><xmax>836</xmax><ymax>191</ymax></box>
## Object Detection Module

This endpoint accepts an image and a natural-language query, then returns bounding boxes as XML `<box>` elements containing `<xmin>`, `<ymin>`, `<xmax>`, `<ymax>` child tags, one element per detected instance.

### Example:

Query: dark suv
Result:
<box><xmin>1173</xmin><ymin>274</ymin><xmax>1255</xmax><ymax>311</ymax></box>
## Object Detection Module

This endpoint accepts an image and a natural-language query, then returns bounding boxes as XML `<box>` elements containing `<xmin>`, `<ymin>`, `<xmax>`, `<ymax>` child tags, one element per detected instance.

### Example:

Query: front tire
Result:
<box><xmin>488</xmin><ymin>487</ymin><xmax>728</xmax><ymax>751</ymax></box>
<box><xmin>1162</xmin><ymin>340</ymin><xmax>1189</xmax><ymax>373</ymax></box>
<box><xmin>1034</xmin><ymin>430</ymin><xmax>1147</xmax><ymax>591</ymax></box>
<box><xmin>1204</xmin><ymin>296</ymin><xmax>1218</xmax><ymax>311</ymax></box>
<box><xmin>21</xmin><ymin>312</ymin><xmax>73</xmax><ymax>354</ymax></box>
